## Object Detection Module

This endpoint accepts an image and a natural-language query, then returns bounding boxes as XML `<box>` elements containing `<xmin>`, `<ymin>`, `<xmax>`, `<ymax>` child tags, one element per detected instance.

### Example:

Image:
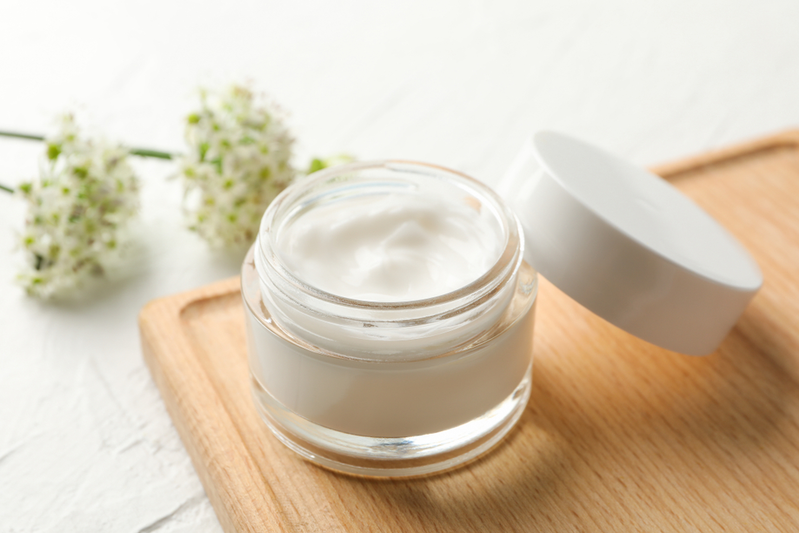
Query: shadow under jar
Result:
<box><xmin>241</xmin><ymin>161</ymin><xmax>538</xmax><ymax>477</ymax></box>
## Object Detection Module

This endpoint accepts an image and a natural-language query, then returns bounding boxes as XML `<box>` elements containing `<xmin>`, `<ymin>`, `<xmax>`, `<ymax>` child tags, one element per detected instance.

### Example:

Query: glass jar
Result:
<box><xmin>241</xmin><ymin>161</ymin><xmax>538</xmax><ymax>477</ymax></box>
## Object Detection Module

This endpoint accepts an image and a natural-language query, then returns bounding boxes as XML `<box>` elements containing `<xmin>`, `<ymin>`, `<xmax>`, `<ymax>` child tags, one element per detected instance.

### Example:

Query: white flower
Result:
<box><xmin>16</xmin><ymin>114</ymin><xmax>140</xmax><ymax>298</ymax></box>
<box><xmin>178</xmin><ymin>84</ymin><xmax>295</xmax><ymax>248</ymax></box>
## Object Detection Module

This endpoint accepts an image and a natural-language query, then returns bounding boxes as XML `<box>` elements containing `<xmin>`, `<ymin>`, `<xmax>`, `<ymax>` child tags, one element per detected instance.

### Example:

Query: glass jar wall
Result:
<box><xmin>242</xmin><ymin>161</ymin><xmax>538</xmax><ymax>477</ymax></box>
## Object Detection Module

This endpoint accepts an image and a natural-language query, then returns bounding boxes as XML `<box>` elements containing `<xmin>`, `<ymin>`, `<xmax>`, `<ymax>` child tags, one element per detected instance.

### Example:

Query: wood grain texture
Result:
<box><xmin>139</xmin><ymin>132</ymin><xmax>799</xmax><ymax>532</ymax></box>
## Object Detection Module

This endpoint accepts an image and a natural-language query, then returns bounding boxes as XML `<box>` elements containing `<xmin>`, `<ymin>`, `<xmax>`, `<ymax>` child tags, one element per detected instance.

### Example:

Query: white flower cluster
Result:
<box><xmin>17</xmin><ymin>115</ymin><xmax>139</xmax><ymax>298</ymax></box>
<box><xmin>179</xmin><ymin>85</ymin><xmax>295</xmax><ymax>247</ymax></box>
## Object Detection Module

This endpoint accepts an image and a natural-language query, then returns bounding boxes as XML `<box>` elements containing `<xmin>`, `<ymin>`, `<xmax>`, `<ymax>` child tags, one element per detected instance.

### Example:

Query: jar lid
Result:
<box><xmin>496</xmin><ymin>131</ymin><xmax>762</xmax><ymax>355</ymax></box>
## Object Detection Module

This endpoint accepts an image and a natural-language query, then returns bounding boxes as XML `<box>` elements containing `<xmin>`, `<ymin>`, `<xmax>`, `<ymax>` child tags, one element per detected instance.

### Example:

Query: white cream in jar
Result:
<box><xmin>243</xmin><ymin>161</ymin><xmax>537</xmax><ymax>477</ymax></box>
<box><xmin>278</xmin><ymin>193</ymin><xmax>503</xmax><ymax>302</ymax></box>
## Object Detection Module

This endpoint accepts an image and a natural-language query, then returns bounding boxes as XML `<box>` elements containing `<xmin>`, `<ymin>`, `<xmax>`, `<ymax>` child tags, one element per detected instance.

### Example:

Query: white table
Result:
<box><xmin>2</xmin><ymin>1</ymin><xmax>798</xmax><ymax>531</ymax></box>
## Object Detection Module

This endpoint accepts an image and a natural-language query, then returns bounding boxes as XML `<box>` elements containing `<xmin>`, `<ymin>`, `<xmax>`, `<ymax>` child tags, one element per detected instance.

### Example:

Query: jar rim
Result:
<box><xmin>256</xmin><ymin>160</ymin><xmax>523</xmax><ymax>312</ymax></box>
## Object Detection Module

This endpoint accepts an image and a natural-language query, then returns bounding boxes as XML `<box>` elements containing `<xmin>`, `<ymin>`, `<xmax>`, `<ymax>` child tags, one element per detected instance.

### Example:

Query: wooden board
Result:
<box><xmin>139</xmin><ymin>132</ymin><xmax>799</xmax><ymax>533</ymax></box>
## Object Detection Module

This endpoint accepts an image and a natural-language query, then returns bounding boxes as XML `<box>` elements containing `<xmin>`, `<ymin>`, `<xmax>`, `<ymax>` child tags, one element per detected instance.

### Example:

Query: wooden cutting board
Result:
<box><xmin>139</xmin><ymin>131</ymin><xmax>799</xmax><ymax>532</ymax></box>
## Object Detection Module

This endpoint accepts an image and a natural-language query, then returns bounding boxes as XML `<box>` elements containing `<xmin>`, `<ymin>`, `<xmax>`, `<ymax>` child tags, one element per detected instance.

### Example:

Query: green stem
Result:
<box><xmin>0</xmin><ymin>131</ymin><xmax>44</xmax><ymax>142</ymax></box>
<box><xmin>0</xmin><ymin>183</ymin><xmax>13</xmax><ymax>194</ymax></box>
<box><xmin>0</xmin><ymin>130</ymin><xmax>177</xmax><ymax>160</ymax></box>
<box><xmin>128</xmin><ymin>147</ymin><xmax>174</xmax><ymax>160</ymax></box>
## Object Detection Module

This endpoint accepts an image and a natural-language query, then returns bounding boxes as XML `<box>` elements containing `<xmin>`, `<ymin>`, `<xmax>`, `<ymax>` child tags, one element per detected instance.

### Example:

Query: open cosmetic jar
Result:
<box><xmin>242</xmin><ymin>161</ymin><xmax>537</xmax><ymax>477</ymax></box>
<box><xmin>242</xmin><ymin>131</ymin><xmax>762</xmax><ymax>478</ymax></box>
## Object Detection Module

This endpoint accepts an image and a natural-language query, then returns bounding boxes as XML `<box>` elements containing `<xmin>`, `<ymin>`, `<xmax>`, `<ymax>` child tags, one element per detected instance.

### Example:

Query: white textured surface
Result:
<box><xmin>1</xmin><ymin>1</ymin><xmax>799</xmax><ymax>531</ymax></box>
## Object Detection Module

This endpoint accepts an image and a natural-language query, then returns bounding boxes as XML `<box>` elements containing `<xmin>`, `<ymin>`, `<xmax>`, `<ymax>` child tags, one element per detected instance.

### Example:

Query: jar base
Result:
<box><xmin>251</xmin><ymin>366</ymin><xmax>532</xmax><ymax>478</ymax></box>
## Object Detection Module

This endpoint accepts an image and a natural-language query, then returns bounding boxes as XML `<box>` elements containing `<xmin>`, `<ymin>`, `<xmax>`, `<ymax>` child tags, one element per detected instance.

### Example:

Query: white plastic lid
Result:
<box><xmin>496</xmin><ymin>131</ymin><xmax>762</xmax><ymax>356</ymax></box>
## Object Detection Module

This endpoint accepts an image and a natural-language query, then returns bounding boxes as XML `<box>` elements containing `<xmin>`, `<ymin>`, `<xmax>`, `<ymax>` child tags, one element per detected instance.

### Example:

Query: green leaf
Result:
<box><xmin>307</xmin><ymin>158</ymin><xmax>325</xmax><ymax>174</ymax></box>
<box><xmin>47</xmin><ymin>143</ymin><xmax>62</xmax><ymax>161</ymax></box>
